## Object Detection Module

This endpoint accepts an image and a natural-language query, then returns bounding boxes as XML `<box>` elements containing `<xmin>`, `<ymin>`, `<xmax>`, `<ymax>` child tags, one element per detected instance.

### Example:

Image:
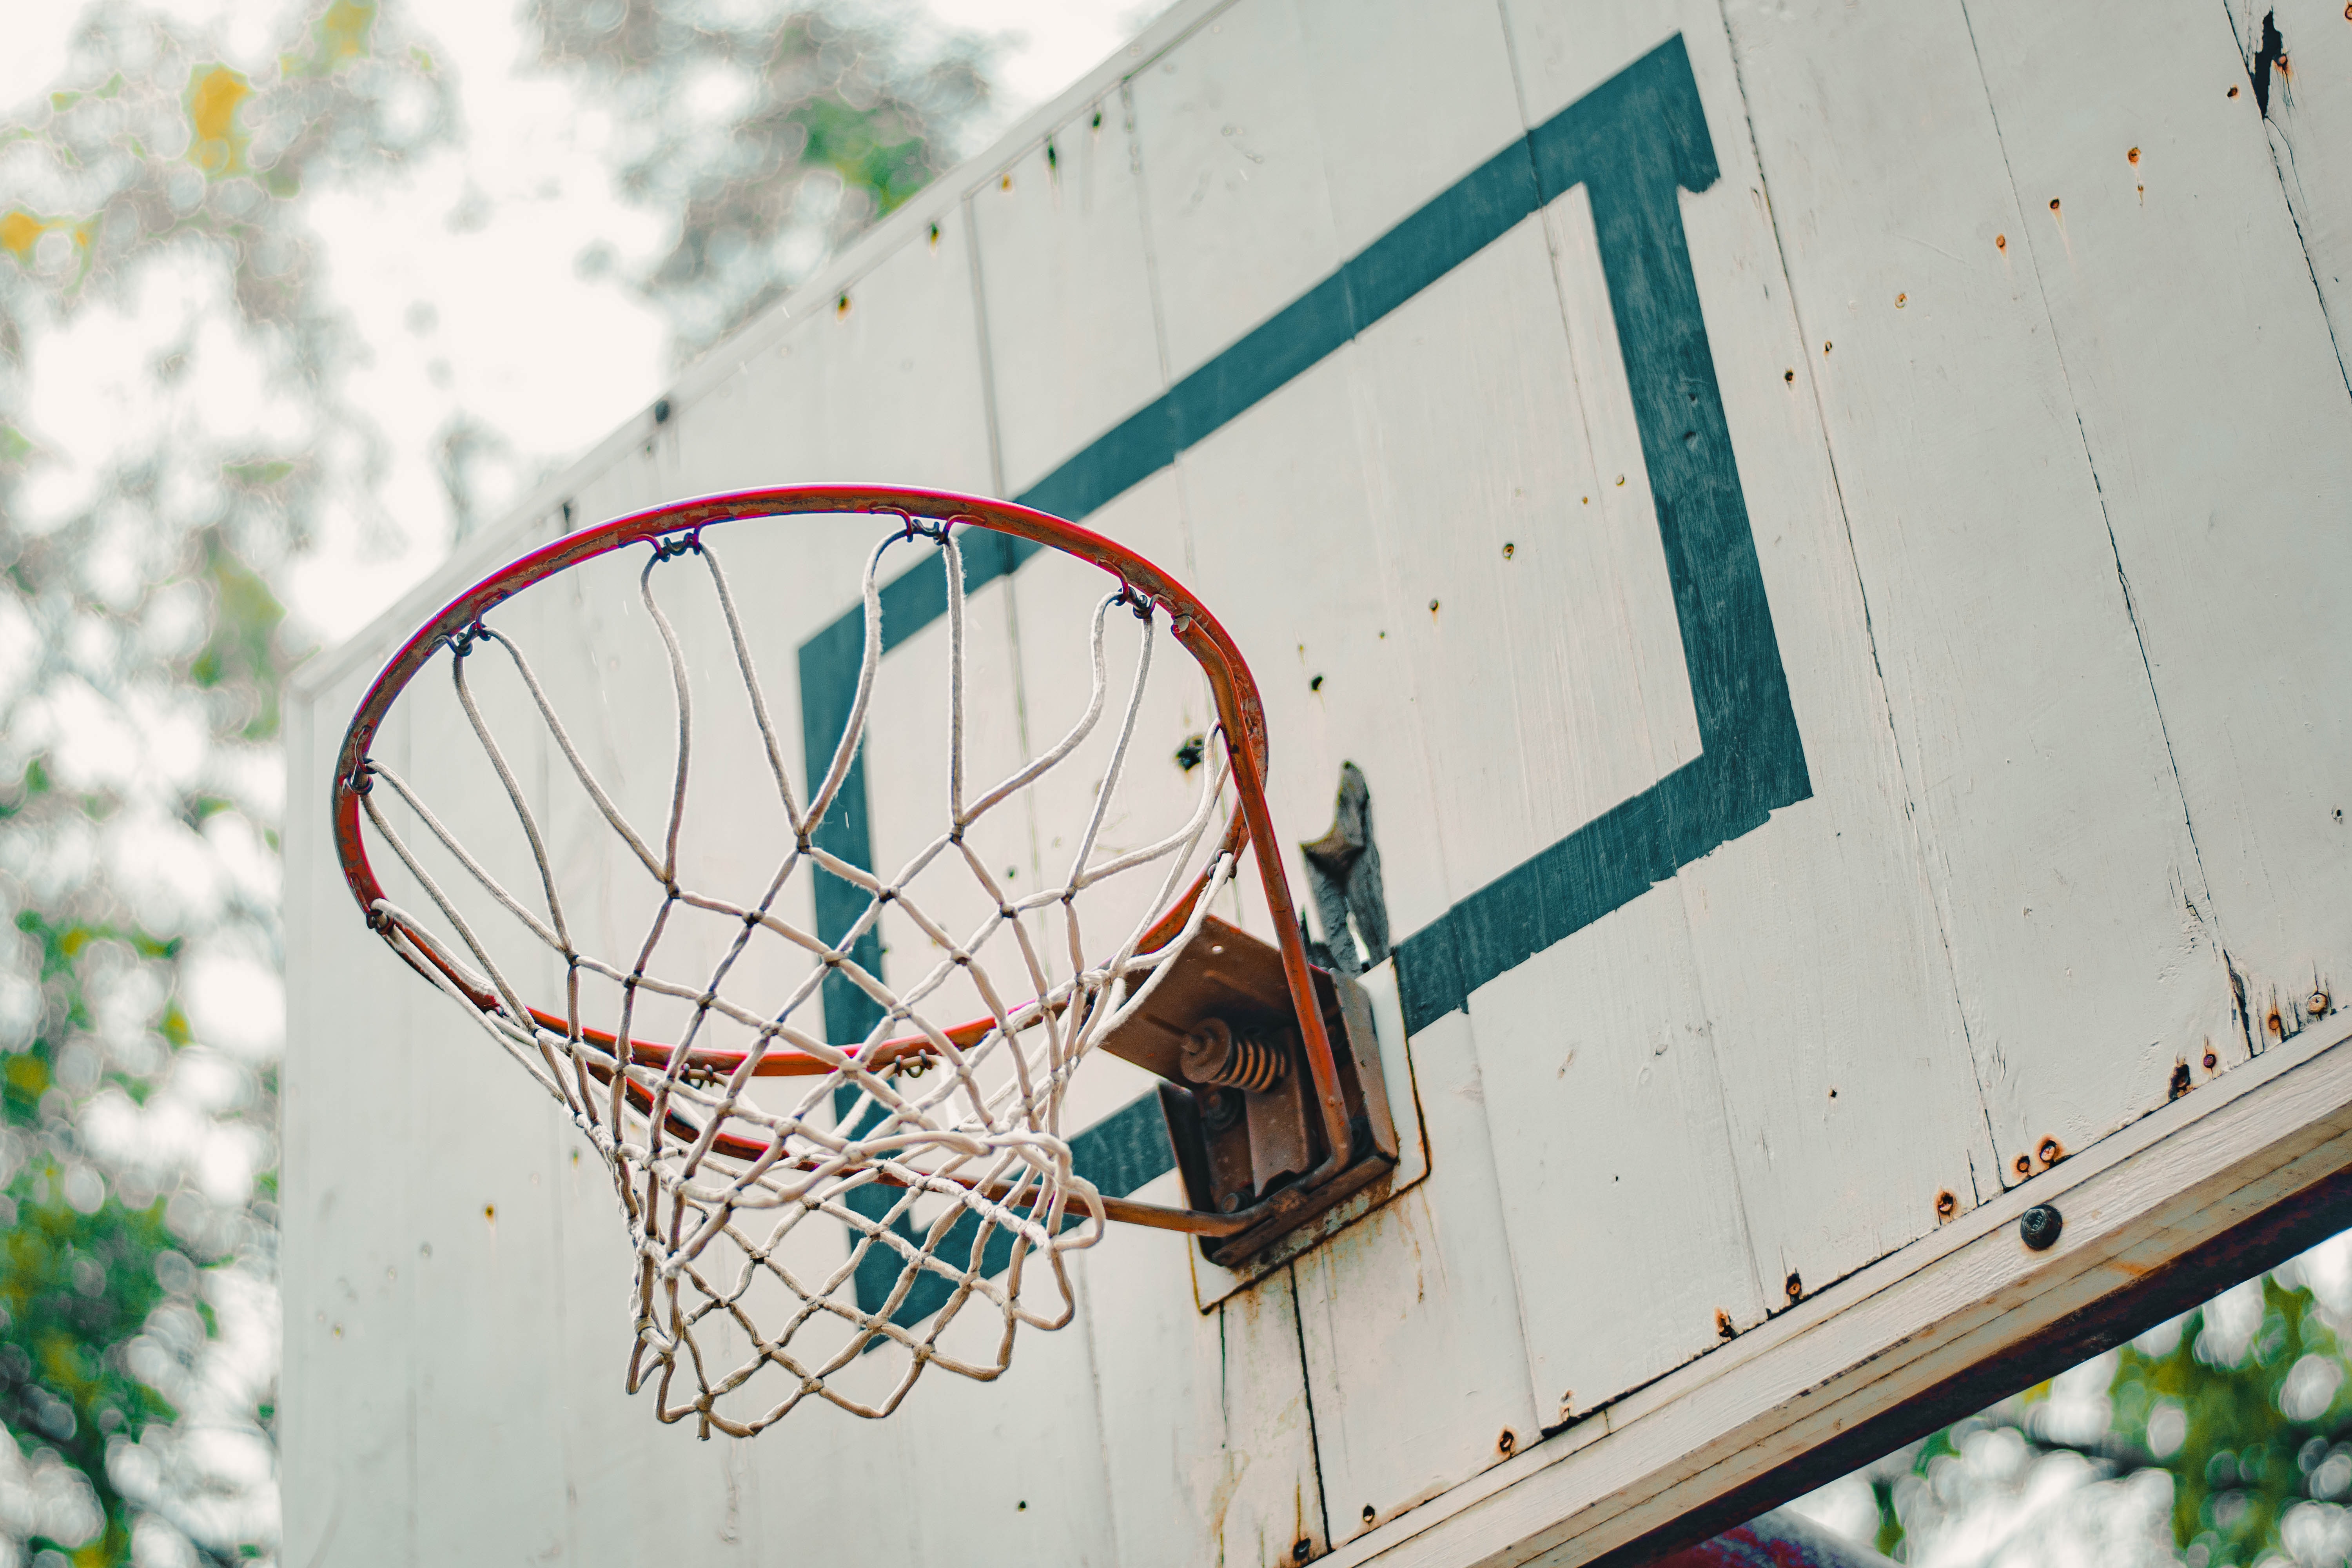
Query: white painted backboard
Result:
<box><xmin>282</xmin><ymin>2</ymin><xmax>2352</xmax><ymax>1563</ymax></box>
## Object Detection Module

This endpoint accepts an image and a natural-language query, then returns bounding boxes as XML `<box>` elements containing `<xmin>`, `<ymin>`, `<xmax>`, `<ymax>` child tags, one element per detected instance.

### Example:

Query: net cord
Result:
<box><xmin>351</xmin><ymin>523</ymin><xmax>1238</xmax><ymax>1430</ymax></box>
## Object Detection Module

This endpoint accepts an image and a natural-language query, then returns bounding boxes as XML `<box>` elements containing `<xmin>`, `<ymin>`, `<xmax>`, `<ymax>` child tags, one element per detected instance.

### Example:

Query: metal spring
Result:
<box><xmin>1181</xmin><ymin>1018</ymin><xmax>1289</xmax><ymax>1093</ymax></box>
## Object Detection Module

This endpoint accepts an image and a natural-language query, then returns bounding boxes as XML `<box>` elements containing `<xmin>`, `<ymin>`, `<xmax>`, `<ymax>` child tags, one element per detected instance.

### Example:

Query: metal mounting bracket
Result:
<box><xmin>1098</xmin><ymin>915</ymin><xmax>1398</xmax><ymax>1267</ymax></box>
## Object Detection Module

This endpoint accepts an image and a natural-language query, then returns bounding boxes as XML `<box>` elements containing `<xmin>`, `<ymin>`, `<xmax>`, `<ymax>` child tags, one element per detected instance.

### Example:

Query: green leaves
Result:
<box><xmin>1</xmin><ymin>1169</ymin><xmax>184</xmax><ymax>1565</ymax></box>
<box><xmin>1878</xmin><ymin>1266</ymin><xmax>2352</xmax><ymax>1564</ymax></box>
<box><xmin>527</xmin><ymin>2</ymin><xmax>993</xmax><ymax>354</ymax></box>
<box><xmin>792</xmin><ymin>98</ymin><xmax>933</xmax><ymax>216</ymax></box>
<box><xmin>2</xmin><ymin>907</ymin><xmax>192</xmax><ymax>1564</ymax></box>
<box><xmin>2104</xmin><ymin>1277</ymin><xmax>2352</xmax><ymax>1566</ymax></box>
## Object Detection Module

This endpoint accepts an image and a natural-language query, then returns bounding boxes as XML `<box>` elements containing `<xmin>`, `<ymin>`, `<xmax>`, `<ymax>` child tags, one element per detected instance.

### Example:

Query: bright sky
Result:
<box><xmin>0</xmin><ymin>0</ymin><xmax>1158</xmax><ymax>647</ymax></box>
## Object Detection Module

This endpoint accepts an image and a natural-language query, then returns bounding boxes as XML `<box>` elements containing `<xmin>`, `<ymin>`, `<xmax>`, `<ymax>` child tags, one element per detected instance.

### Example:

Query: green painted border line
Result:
<box><xmin>848</xmin><ymin>1090</ymin><xmax>1176</xmax><ymax>1337</ymax></box>
<box><xmin>808</xmin><ymin>35</ymin><xmax>1811</xmax><ymax>1317</ymax></box>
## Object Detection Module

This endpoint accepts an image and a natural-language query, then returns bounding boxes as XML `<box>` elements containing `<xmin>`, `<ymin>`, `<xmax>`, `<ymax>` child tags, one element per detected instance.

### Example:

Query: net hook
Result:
<box><xmin>868</xmin><ymin>505</ymin><xmax>952</xmax><ymax>545</ymax></box>
<box><xmin>648</xmin><ymin>528</ymin><xmax>705</xmax><ymax>563</ymax></box>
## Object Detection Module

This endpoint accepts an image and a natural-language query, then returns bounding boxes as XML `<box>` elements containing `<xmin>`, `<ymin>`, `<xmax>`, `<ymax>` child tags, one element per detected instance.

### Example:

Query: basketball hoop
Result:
<box><xmin>332</xmin><ymin>485</ymin><xmax>1394</xmax><ymax>1433</ymax></box>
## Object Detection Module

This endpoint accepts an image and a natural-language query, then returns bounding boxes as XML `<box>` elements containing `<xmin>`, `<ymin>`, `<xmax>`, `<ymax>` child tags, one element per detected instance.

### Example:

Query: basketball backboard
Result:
<box><xmin>281</xmin><ymin>0</ymin><xmax>2352</xmax><ymax>1563</ymax></box>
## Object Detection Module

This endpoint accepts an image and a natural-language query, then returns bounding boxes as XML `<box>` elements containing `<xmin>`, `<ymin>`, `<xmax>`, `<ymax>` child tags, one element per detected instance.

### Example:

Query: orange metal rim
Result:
<box><xmin>332</xmin><ymin>485</ymin><xmax>1359</xmax><ymax>1234</ymax></box>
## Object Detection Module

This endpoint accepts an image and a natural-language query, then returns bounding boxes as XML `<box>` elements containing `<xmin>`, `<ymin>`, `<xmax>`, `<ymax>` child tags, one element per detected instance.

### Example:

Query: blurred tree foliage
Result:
<box><xmin>0</xmin><ymin>2</ymin><xmax>452</xmax><ymax>1561</ymax></box>
<box><xmin>1868</xmin><ymin>1262</ymin><xmax>2352</xmax><ymax>1566</ymax></box>
<box><xmin>528</xmin><ymin>0</ymin><xmax>995</xmax><ymax>354</ymax></box>
<box><xmin>0</xmin><ymin>2</ymin><xmax>993</xmax><ymax>1561</ymax></box>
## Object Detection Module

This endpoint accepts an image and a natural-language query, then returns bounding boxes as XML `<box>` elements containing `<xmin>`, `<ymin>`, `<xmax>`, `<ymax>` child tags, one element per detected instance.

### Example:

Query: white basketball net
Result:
<box><xmin>351</xmin><ymin>520</ymin><xmax>1237</xmax><ymax>1433</ymax></box>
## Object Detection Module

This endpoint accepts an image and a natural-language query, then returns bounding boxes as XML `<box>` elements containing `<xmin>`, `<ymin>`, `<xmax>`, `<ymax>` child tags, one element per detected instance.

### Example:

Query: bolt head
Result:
<box><xmin>2312</xmin><ymin>991</ymin><xmax>2333</xmax><ymax>1016</ymax></box>
<box><xmin>2021</xmin><ymin>1204</ymin><xmax>2063</xmax><ymax>1251</ymax></box>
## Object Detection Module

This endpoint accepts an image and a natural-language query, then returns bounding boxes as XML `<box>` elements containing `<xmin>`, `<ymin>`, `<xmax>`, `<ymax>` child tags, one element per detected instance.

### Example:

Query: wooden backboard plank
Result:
<box><xmin>1294</xmin><ymin>1006</ymin><xmax>1540</xmax><ymax>1547</ymax></box>
<box><xmin>970</xmin><ymin>98</ymin><xmax>1166</xmax><ymax>501</ymax></box>
<box><xmin>1717</xmin><ymin>0</ymin><xmax>2240</xmax><ymax>1172</ymax></box>
<box><xmin>281</xmin><ymin>666</ymin><xmax>429</xmax><ymax>1568</ymax></box>
<box><xmin>1964</xmin><ymin>0</ymin><xmax>2352</xmax><ymax>1054</ymax></box>
<box><xmin>1588</xmin><ymin>0</ymin><xmax>2000</xmax><ymax>1276</ymax></box>
<box><xmin>1089</xmin><ymin>1170</ymin><xmax>1328</xmax><ymax>1567</ymax></box>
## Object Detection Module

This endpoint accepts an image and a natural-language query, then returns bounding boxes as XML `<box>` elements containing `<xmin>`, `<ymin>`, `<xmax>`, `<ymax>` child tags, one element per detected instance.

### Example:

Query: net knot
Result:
<box><xmin>447</xmin><ymin>620</ymin><xmax>490</xmax><ymax>658</ymax></box>
<box><xmin>649</xmin><ymin>529</ymin><xmax>704</xmax><ymax>563</ymax></box>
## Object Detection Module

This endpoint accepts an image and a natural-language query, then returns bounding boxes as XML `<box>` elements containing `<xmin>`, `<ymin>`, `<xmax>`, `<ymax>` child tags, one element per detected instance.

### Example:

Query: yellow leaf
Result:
<box><xmin>187</xmin><ymin>63</ymin><xmax>251</xmax><ymax>178</ymax></box>
<box><xmin>0</xmin><ymin>210</ymin><xmax>45</xmax><ymax>262</ymax></box>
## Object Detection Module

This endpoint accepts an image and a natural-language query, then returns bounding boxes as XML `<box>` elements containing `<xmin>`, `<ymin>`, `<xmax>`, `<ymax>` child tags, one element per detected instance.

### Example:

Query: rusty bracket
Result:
<box><xmin>1097</xmin><ymin>915</ymin><xmax>1398</xmax><ymax>1268</ymax></box>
